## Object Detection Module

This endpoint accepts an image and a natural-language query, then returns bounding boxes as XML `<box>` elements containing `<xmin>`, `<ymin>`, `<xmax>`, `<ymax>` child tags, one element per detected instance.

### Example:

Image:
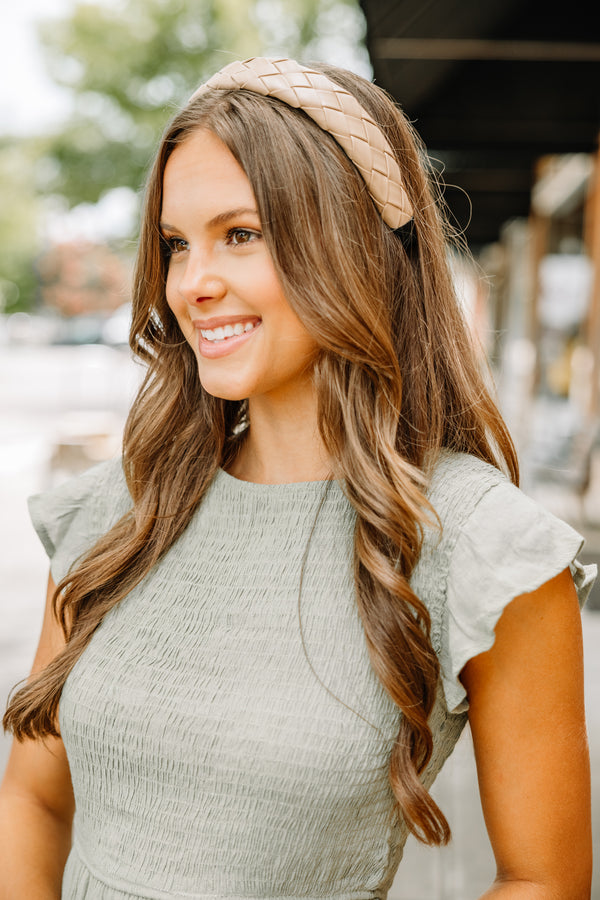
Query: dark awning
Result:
<box><xmin>360</xmin><ymin>0</ymin><xmax>600</xmax><ymax>247</ymax></box>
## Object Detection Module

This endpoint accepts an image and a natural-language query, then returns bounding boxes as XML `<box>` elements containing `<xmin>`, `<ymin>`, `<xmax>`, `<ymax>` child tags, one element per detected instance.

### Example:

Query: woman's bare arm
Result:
<box><xmin>460</xmin><ymin>567</ymin><xmax>591</xmax><ymax>899</ymax></box>
<box><xmin>0</xmin><ymin>574</ymin><xmax>75</xmax><ymax>899</ymax></box>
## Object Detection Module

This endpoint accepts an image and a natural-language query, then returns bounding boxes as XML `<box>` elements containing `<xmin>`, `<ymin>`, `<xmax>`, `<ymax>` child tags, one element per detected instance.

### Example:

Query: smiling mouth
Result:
<box><xmin>199</xmin><ymin>321</ymin><xmax>259</xmax><ymax>343</ymax></box>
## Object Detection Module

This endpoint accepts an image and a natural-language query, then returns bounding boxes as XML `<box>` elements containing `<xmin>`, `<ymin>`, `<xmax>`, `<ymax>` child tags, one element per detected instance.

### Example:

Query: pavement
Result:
<box><xmin>0</xmin><ymin>343</ymin><xmax>599</xmax><ymax>899</ymax></box>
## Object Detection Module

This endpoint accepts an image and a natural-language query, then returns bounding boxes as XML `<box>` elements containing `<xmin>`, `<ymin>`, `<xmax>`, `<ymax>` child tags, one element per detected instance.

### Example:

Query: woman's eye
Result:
<box><xmin>163</xmin><ymin>236</ymin><xmax>187</xmax><ymax>256</ymax></box>
<box><xmin>226</xmin><ymin>228</ymin><xmax>260</xmax><ymax>247</ymax></box>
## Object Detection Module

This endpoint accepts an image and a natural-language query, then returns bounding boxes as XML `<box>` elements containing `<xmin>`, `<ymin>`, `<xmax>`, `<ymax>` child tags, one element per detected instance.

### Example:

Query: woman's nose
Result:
<box><xmin>177</xmin><ymin>252</ymin><xmax>227</xmax><ymax>304</ymax></box>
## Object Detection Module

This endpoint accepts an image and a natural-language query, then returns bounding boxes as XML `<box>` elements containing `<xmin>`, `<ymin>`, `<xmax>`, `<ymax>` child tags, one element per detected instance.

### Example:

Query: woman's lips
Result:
<box><xmin>195</xmin><ymin>318</ymin><xmax>261</xmax><ymax>359</ymax></box>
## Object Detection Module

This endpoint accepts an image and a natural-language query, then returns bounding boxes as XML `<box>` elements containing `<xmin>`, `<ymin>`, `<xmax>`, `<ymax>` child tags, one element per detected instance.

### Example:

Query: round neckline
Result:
<box><xmin>216</xmin><ymin>467</ymin><xmax>335</xmax><ymax>492</ymax></box>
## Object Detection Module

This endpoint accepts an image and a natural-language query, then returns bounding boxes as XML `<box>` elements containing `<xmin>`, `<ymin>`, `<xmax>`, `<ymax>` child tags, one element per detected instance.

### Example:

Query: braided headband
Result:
<box><xmin>189</xmin><ymin>57</ymin><xmax>413</xmax><ymax>229</ymax></box>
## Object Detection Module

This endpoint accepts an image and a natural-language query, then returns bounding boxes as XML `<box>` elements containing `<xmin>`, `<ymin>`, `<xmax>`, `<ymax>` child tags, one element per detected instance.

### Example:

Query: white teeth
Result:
<box><xmin>200</xmin><ymin>321</ymin><xmax>258</xmax><ymax>342</ymax></box>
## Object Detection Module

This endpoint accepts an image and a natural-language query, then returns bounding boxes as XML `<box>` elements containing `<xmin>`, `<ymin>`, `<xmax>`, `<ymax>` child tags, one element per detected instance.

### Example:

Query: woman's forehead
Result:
<box><xmin>161</xmin><ymin>130</ymin><xmax>257</xmax><ymax>220</ymax></box>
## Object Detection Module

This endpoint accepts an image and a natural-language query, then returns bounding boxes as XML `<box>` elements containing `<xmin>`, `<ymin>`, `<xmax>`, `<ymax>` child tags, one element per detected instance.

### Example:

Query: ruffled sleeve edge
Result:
<box><xmin>26</xmin><ymin>457</ymin><xmax>128</xmax><ymax>585</ymax></box>
<box><xmin>27</xmin><ymin>492</ymin><xmax>57</xmax><ymax>561</ymax></box>
<box><xmin>441</xmin><ymin>482</ymin><xmax>597</xmax><ymax>714</ymax></box>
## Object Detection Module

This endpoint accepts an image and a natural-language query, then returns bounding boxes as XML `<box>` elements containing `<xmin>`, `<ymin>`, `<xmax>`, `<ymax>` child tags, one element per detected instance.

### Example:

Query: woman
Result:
<box><xmin>0</xmin><ymin>57</ymin><xmax>595</xmax><ymax>898</ymax></box>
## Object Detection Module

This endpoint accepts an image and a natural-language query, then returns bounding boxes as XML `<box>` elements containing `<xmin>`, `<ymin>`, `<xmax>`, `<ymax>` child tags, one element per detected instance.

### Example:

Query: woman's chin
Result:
<box><xmin>197</xmin><ymin>374</ymin><xmax>249</xmax><ymax>403</ymax></box>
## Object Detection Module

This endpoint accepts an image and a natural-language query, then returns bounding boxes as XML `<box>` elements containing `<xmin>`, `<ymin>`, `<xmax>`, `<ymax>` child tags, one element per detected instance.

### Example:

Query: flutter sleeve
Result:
<box><xmin>28</xmin><ymin>457</ymin><xmax>131</xmax><ymax>585</ymax></box>
<box><xmin>441</xmin><ymin>479</ymin><xmax>597</xmax><ymax>713</ymax></box>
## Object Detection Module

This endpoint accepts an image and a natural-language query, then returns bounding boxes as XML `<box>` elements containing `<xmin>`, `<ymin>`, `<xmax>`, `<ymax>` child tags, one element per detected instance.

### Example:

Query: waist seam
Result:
<box><xmin>71</xmin><ymin>838</ymin><xmax>383</xmax><ymax>900</ymax></box>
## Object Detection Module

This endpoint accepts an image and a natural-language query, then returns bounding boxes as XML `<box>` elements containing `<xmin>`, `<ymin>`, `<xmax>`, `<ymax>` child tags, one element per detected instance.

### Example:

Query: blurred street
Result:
<box><xmin>0</xmin><ymin>342</ymin><xmax>140</xmax><ymax>773</ymax></box>
<box><xmin>0</xmin><ymin>343</ymin><xmax>598</xmax><ymax>898</ymax></box>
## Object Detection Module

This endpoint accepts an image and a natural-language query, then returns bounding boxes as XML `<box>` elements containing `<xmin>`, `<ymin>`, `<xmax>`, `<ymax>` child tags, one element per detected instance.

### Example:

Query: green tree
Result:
<box><xmin>38</xmin><ymin>0</ymin><xmax>368</xmax><ymax>208</ymax></box>
<box><xmin>0</xmin><ymin>137</ymin><xmax>45</xmax><ymax>312</ymax></box>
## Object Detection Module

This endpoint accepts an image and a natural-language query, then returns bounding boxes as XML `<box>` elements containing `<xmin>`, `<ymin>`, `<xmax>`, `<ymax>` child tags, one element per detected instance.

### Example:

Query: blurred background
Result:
<box><xmin>1</xmin><ymin>0</ymin><xmax>599</xmax><ymax>897</ymax></box>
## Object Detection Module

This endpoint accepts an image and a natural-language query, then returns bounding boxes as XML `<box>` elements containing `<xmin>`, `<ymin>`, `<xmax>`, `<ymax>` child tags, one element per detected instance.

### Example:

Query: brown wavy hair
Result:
<box><xmin>4</xmin><ymin>64</ymin><xmax>518</xmax><ymax>845</ymax></box>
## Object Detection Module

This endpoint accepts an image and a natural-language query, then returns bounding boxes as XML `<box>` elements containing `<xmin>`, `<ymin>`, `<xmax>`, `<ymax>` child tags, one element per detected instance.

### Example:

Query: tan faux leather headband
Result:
<box><xmin>190</xmin><ymin>57</ymin><xmax>414</xmax><ymax>228</ymax></box>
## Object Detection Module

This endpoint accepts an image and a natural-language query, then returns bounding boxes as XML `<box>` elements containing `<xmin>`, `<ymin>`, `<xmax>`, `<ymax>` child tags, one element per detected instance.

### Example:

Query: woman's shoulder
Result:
<box><xmin>424</xmin><ymin>450</ymin><xmax>587</xmax><ymax>566</ymax></box>
<box><xmin>419</xmin><ymin>449</ymin><xmax>592</xmax><ymax>604</ymax></box>
<box><xmin>28</xmin><ymin>456</ymin><xmax>130</xmax><ymax>584</ymax></box>
<box><xmin>415</xmin><ymin>450</ymin><xmax>511</xmax><ymax>594</ymax></box>
<box><xmin>415</xmin><ymin>450</ymin><xmax>595</xmax><ymax>713</ymax></box>
<box><xmin>29</xmin><ymin>456</ymin><xmax>130</xmax><ymax>524</ymax></box>
<box><xmin>426</xmin><ymin>449</ymin><xmax>507</xmax><ymax>509</ymax></box>
<box><xmin>419</xmin><ymin>449</ymin><xmax>509</xmax><ymax>556</ymax></box>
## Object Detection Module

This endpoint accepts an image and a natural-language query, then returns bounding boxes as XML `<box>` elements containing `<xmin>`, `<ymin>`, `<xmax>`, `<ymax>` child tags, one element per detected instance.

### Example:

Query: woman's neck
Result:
<box><xmin>227</xmin><ymin>391</ymin><xmax>332</xmax><ymax>484</ymax></box>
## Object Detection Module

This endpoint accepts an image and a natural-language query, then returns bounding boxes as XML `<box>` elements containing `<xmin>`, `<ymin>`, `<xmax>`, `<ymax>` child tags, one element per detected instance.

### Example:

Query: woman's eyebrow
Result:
<box><xmin>159</xmin><ymin>207</ymin><xmax>260</xmax><ymax>234</ymax></box>
<box><xmin>208</xmin><ymin>207</ymin><xmax>260</xmax><ymax>227</ymax></box>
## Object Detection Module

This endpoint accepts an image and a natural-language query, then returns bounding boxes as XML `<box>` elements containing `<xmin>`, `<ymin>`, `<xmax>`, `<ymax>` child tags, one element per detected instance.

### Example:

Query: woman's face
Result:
<box><xmin>161</xmin><ymin>128</ymin><xmax>319</xmax><ymax>404</ymax></box>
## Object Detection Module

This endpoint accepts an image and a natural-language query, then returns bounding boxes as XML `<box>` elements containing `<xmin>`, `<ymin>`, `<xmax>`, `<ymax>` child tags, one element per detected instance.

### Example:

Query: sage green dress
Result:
<box><xmin>28</xmin><ymin>451</ymin><xmax>595</xmax><ymax>900</ymax></box>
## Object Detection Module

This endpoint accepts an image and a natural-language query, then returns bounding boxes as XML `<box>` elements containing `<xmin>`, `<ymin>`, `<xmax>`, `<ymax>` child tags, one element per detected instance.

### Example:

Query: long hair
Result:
<box><xmin>4</xmin><ymin>64</ymin><xmax>518</xmax><ymax>845</ymax></box>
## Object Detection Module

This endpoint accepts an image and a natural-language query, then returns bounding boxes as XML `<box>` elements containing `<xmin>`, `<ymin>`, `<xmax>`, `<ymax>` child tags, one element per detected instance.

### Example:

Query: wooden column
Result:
<box><xmin>527</xmin><ymin>210</ymin><xmax>550</xmax><ymax>395</ymax></box>
<box><xmin>584</xmin><ymin>137</ymin><xmax>600</xmax><ymax>421</ymax></box>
